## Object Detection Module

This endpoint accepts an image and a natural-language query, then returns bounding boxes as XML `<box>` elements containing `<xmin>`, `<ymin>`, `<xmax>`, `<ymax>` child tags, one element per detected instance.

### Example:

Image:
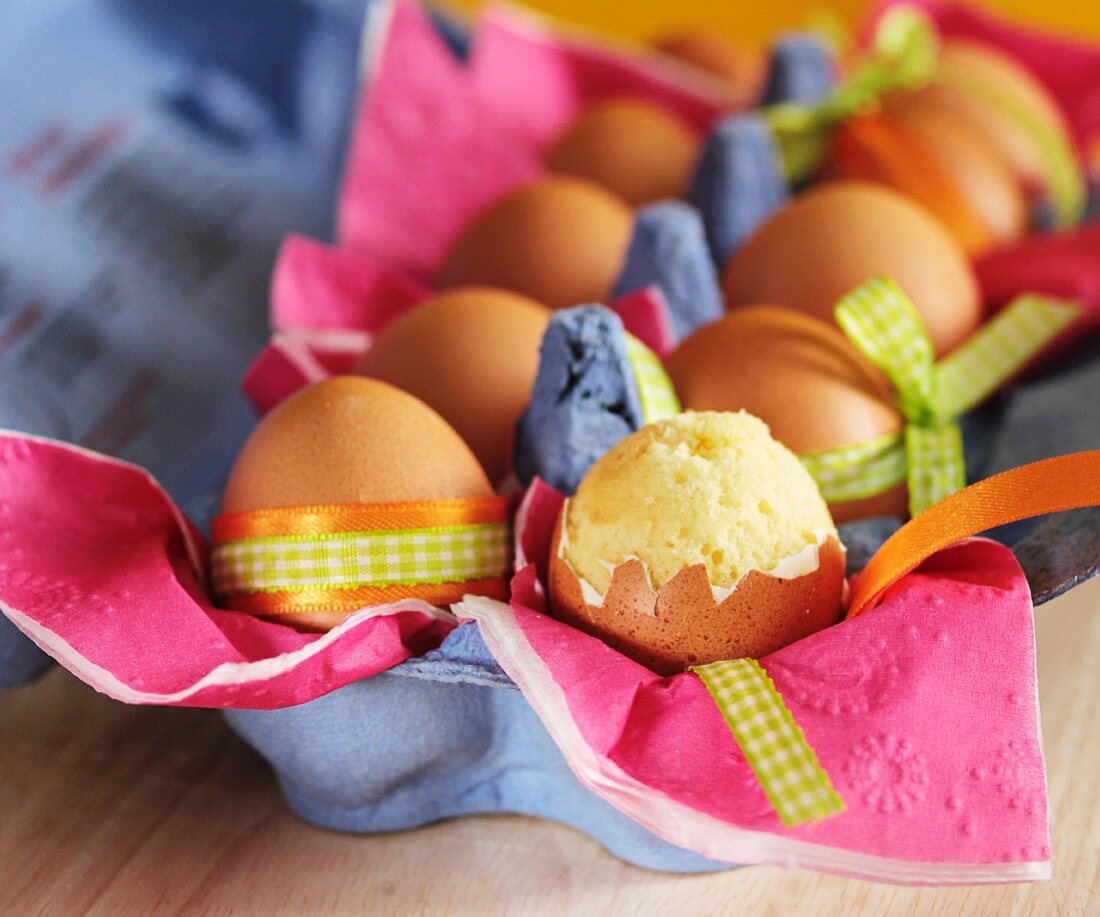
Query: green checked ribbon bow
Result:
<box><xmin>765</xmin><ymin>5</ymin><xmax>940</xmax><ymax>183</ymax></box>
<box><xmin>806</xmin><ymin>277</ymin><xmax>1080</xmax><ymax>516</ymax></box>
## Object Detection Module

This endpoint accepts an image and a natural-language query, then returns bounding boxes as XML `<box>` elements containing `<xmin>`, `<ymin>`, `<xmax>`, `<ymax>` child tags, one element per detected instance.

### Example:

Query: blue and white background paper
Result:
<box><xmin>0</xmin><ymin>0</ymin><xmax>367</xmax><ymax>686</ymax></box>
<box><xmin>0</xmin><ymin>0</ymin><xmax>365</xmax><ymax>527</ymax></box>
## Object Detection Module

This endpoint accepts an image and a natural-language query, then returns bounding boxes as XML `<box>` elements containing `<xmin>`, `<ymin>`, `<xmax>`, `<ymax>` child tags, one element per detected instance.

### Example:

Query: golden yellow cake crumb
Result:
<box><xmin>564</xmin><ymin>411</ymin><xmax>836</xmax><ymax>593</ymax></box>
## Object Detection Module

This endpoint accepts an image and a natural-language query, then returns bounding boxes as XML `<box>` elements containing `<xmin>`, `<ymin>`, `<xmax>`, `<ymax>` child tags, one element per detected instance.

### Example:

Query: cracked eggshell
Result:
<box><xmin>666</xmin><ymin>306</ymin><xmax>907</xmax><ymax>522</ymax></box>
<box><xmin>436</xmin><ymin>175</ymin><xmax>634</xmax><ymax>310</ymax></box>
<box><xmin>355</xmin><ymin>287</ymin><xmax>550</xmax><ymax>485</ymax></box>
<box><xmin>548</xmin><ymin>512</ymin><xmax>847</xmax><ymax>676</ymax></box>
<box><xmin>546</xmin><ymin>412</ymin><xmax>846</xmax><ymax>674</ymax></box>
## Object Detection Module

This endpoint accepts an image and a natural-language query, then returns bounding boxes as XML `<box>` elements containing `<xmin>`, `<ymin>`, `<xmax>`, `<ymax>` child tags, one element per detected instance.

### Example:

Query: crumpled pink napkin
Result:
<box><xmin>870</xmin><ymin>0</ymin><xmax>1100</xmax><ymax>160</ymax></box>
<box><xmin>458</xmin><ymin>480</ymin><xmax>1050</xmax><ymax>884</ymax></box>
<box><xmin>0</xmin><ymin>433</ymin><xmax>454</xmax><ymax>708</ymax></box>
<box><xmin>974</xmin><ymin>221</ymin><xmax>1100</xmax><ymax>365</ymax></box>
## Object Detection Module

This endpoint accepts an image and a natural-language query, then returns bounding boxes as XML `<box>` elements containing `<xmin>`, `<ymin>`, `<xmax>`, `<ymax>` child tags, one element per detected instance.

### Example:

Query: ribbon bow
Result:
<box><xmin>826</xmin><ymin>278</ymin><xmax>1079</xmax><ymax>516</ymax></box>
<box><xmin>765</xmin><ymin>5</ymin><xmax>939</xmax><ymax>183</ymax></box>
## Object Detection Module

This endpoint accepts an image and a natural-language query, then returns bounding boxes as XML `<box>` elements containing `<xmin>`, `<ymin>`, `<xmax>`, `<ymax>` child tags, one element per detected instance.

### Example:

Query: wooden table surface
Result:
<box><xmin>3</xmin><ymin>577</ymin><xmax>1099</xmax><ymax>916</ymax></box>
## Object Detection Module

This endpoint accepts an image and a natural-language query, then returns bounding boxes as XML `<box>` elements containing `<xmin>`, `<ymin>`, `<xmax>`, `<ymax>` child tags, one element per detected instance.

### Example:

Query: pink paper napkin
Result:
<box><xmin>0</xmin><ymin>433</ymin><xmax>454</xmax><ymax>708</ymax></box>
<box><xmin>458</xmin><ymin>480</ymin><xmax>1050</xmax><ymax>884</ymax></box>
<box><xmin>271</xmin><ymin>235</ymin><xmax>429</xmax><ymax>334</ymax></box>
<box><xmin>975</xmin><ymin>222</ymin><xmax>1100</xmax><ymax>364</ymax></box>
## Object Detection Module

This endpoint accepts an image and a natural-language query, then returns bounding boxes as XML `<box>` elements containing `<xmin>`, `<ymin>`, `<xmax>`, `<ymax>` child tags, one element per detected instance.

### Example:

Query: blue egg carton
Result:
<box><xmin>225</xmin><ymin>622</ymin><xmax>729</xmax><ymax>872</ymax></box>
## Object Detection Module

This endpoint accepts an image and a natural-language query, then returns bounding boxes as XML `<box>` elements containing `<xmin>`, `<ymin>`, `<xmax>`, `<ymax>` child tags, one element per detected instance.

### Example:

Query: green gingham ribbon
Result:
<box><xmin>824</xmin><ymin>277</ymin><xmax>1080</xmax><ymax>514</ymax></box>
<box><xmin>211</xmin><ymin>522</ymin><xmax>511</xmax><ymax>595</ymax></box>
<box><xmin>799</xmin><ymin>430</ymin><xmax>907</xmax><ymax>504</ymax></box>
<box><xmin>624</xmin><ymin>332</ymin><xmax>681</xmax><ymax>423</ymax></box>
<box><xmin>693</xmin><ymin>659</ymin><xmax>845</xmax><ymax>827</ymax></box>
<box><xmin>765</xmin><ymin>6</ymin><xmax>939</xmax><ymax>183</ymax></box>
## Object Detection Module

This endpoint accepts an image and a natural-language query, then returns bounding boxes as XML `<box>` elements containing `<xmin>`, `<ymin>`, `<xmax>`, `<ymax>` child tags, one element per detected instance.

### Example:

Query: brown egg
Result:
<box><xmin>220</xmin><ymin>377</ymin><xmax>495</xmax><ymax>630</ymax></box>
<box><xmin>723</xmin><ymin>181</ymin><xmax>981</xmax><ymax>357</ymax></box>
<box><xmin>826</xmin><ymin>113</ymin><xmax>994</xmax><ymax>255</ymax></box>
<box><xmin>545</xmin><ymin>99</ymin><xmax>700</xmax><ymax>207</ymax></box>
<box><xmin>355</xmin><ymin>287</ymin><xmax>550</xmax><ymax>484</ymax></box>
<box><xmin>222</xmin><ymin>377</ymin><xmax>492</xmax><ymax>513</ymax></box>
<box><xmin>888</xmin><ymin>40</ymin><xmax>1072</xmax><ymax>198</ymax></box>
<box><xmin>665</xmin><ymin>306</ymin><xmax>908</xmax><ymax>522</ymax></box>
<box><xmin>437</xmin><ymin>176</ymin><xmax>633</xmax><ymax>310</ymax></box>
<box><xmin>886</xmin><ymin>105</ymin><xmax>1027</xmax><ymax>246</ymax></box>
<box><xmin>654</xmin><ymin>30</ymin><xmax>762</xmax><ymax>99</ymax></box>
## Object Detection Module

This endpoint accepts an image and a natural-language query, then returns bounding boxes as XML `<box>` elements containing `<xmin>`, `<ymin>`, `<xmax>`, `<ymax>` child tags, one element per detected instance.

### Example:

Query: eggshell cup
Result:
<box><xmin>548</xmin><ymin>512</ymin><xmax>847</xmax><ymax>675</ymax></box>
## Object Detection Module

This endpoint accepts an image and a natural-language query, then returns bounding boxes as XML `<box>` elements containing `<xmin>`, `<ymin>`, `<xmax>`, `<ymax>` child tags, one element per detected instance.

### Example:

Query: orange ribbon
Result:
<box><xmin>226</xmin><ymin>578</ymin><xmax>510</xmax><ymax>615</ymax></box>
<box><xmin>212</xmin><ymin>496</ymin><xmax>512</xmax><ymax>541</ymax></box>
<box><xmin>848</xmin><ymin>450</ymin><xmax>1100</xmax><ymax>618</ymax></box>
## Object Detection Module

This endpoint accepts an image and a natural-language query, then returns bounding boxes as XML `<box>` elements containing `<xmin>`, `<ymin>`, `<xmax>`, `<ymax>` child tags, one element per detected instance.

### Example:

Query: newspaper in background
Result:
<box><xmin>0</xmin><ymin>0</ymin><xmax>366</xmax><ymax>529</ymax></box>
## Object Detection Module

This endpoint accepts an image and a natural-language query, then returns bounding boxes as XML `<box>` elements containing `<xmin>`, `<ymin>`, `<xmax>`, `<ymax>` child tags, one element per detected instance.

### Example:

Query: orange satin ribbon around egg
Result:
<box><xmin>847</xmin><ymin>450</ymin><xmax>1100</xmax><ymax>618</ymax></box>
<box><xmin>225</xmin><ymin>579</ymin><xmax>510</xmax><ymax>615</ymax></box>
<box><xmin>211</xmin><ymin>496</ymin><xmax>512</xmax><ymax>541</ymax></box>
<box><xmin>209</xmin><ymin>496</ymin><xmax>514</xmax><ymax>616</ymax></box>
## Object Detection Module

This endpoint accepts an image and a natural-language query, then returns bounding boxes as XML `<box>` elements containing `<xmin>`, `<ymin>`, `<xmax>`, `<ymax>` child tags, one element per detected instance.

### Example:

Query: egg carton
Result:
<box><xmin>220</xmin><ymin>342</ymin><xmax>1100</xmax><ymax>873</ymax></box>
<box><xmin>225</xmin><ymin>0</ymin><xmax>1100</xmax><ymax>873</ymax></box>
<box><xmin>224</xmin><ymin>621</ymin><xmax>726</xmax><ymax>872</ymax></box>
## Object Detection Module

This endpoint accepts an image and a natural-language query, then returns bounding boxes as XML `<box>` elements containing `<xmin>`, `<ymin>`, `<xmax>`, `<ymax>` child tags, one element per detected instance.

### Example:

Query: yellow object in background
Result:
<box><xmin>446</xmin><ymin>0</ymin><xmax>1100</xmax><ymax>47</ymax></box>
